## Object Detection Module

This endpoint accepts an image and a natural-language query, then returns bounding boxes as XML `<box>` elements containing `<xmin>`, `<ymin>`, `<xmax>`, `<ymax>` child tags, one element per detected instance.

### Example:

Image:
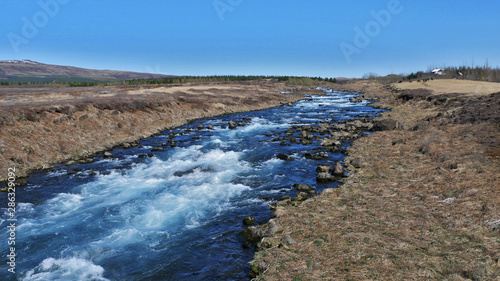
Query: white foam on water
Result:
<box><xmin>16</xmin><ymin>142</ymin><xmax>253</xmax><ymax>271</ymax></box>
<box><xmin>23</xmin><ymin>257</ymin><xmax>109</xmax><ymax>281</ymax></box>
<box><xmin>47</xmin><ymin>170</ymin><xmax>66</xmax><ymax>177</ymax></box>
<box><xmin>241</xmin><ymin>198</ymin><xmax>264</xmax><ymax>205</ymax></box>
<box><xmin>93</xmin><ymin>228</ymin><xmax>144</xmax><ymax>247</ymax></box>
<box><xmin>260</xmin><ymin>157</ymin><xmax>283</xmax><ymax>169</ymax></box>
<box><xmin>17</xmin><ymin>202</ymin><xmax>35</xmax><ymax>214</ymax></box>
<box><xmin>16</xmin><ymin>220</ymin><xmax>39</xmax><ymax>233</ymax></box>
<box><xmin>209</xmin><ymin>138</ymin><xmax>228</xmax><ymax>148</ymax></box>
<box><xmin>225</xmin><ymin>117</ymin><xmax>287</xmax><ymax>137</ymax></box>
<box><xmin>92</xmin><ymin>158</ymin><xmax>118</xmax><ymax>165</ymax></box>
<box><xmin>44</xmin><ymin>193</ymin><xmax>84</xmax><ymax>217</ymax></box>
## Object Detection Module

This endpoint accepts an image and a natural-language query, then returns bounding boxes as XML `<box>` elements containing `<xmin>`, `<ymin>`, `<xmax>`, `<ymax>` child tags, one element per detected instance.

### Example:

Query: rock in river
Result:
<box><xmin>243</xmin><ymin>216</ymin><xmax>256</xmax><ymax>226</ymax></box>
<box><xmin>293</xmin><ymin>184</ymin><xmax>312</xmax><ymax>191</ymax></box>
<box><xmin>228</xmin><ymin>121</ymin><xmax>238</xmax><ymax>129</ymax></box>
<box><xmin>316</xmin><ymin>172</ymin><xmax>335</xmax><ymax>183</ymax></box>
<box><xmin>276</xmin><ymin>153</ymin><xmax>294</xmax><ymax>161</ymax></box>
<box><xmin>316</xmin><ymin>165</ymin><xmax>330</xmax><ymax>173</ymax></box>
<box><xmin>321</xmin><ymin>138</ymin><xmax>341</xmax><ymax>147</ymax></box>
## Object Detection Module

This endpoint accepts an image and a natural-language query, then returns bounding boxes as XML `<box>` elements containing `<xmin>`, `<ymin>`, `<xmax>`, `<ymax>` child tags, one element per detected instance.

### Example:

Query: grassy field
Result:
<box><xmin>251</xmin><ymin>79</ymin><xmax>500</xmax><ymax>280</ymax></box>
<box><xmin>394</xmin><ymin>79</ymin><xmax>500</xmax><ymax>95</ymax></box>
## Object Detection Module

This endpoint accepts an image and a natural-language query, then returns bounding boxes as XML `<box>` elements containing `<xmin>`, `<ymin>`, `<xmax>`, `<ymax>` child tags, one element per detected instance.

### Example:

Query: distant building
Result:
<box><xmin>432</xmin><ymin>68</ymin><xmax>444</xmax><ymax>75</ymax></box>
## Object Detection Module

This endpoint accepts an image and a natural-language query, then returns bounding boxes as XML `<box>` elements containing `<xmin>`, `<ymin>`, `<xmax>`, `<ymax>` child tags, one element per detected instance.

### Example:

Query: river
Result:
<box><xmin>0</xmin><ymin>90</ymin><xmax>383</xmax><ymax>280</ymax></box>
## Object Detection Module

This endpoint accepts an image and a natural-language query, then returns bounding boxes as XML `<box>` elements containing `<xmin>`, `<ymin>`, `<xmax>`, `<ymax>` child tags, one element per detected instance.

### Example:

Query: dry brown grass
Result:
<box><xmin>393</xmin><ymin>79</ymin><xmax>500</xmax><ymax>96</ymax></box>
<box><xmin>251</xmin><ymin>80</ymin><xmax>500</xmax><ymax>280</ymax></box>
<box><xmin>0</xmin><ymin>80</ymin><xmax>304</xmax><ymax>181</ymax></box>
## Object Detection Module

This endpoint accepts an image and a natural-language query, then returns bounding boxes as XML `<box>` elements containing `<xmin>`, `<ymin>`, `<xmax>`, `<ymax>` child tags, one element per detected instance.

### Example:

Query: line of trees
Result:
<box><xmin>367</xmin><ymin>64</ymin><xmax>500</xmax><ymax>83</ymax></box>
<box><xmin>438</xmin><ymin>65</ymin><xmax>500</xmax><ymax>82</ymax></box>
<box><xmin>0</xmin><ymin>75</ymin><xmax>339</xmax><ymax>87</ymax></box>
<box><xmin>408</xmin><ymin>63</ymin><xmax>500</xmax><ymax>82</ymax></box>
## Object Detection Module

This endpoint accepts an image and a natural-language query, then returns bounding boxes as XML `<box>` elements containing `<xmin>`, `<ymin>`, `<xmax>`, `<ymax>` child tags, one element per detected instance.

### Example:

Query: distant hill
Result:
<box><xmin>335</xmin><ymin>77</ymin><xmax>357</xmax><ymax>82</ymax></box>
<box><xmin>0</xmin><ymin>60</ymin><xmax>175</xmax><ymax>83</ymax></box>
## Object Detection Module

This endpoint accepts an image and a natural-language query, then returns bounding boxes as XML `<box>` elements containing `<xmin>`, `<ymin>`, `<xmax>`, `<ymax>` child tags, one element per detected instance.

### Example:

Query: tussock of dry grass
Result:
<box><xmin>252</xmin><ymin>80</ymin><xmax>500</xmax><ymax>280</ymax></box>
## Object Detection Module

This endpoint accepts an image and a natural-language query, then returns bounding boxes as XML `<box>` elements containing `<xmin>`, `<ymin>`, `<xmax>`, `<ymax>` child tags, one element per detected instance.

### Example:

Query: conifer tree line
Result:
<box><xmin>0</xmin><ymin>75</ymin><xmax>338</xmax><ymax>87</ymax></box>
<box><xmin>439</xmin><ymin>65</ymin><xmax>499</xmax><ymax>82</ymax></box>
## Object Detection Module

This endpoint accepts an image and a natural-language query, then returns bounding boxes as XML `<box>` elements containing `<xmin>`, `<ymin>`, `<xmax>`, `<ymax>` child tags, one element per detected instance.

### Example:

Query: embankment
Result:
<box><xmin>250</xmin><ymin>80</ymin><xmax>500</xmax><ymax>280</ymax></box>
<box><xmin>0</xmin><ymin>81</ymin><xmax>307</xmax><ymax>181</ymax></box>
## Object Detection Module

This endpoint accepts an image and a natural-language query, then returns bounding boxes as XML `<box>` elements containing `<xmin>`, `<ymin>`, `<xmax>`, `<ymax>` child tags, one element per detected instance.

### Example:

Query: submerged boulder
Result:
<box><xmin>276</xmin><ymin>153</ymin><xmax>293</xmax><ymax>161</ymax></box>
<box><xmin>243</xmin><ymin>216</ymin><xmax>256</xmax><ymax>226</ymax></box>
<box><xmin>304</xmin><ymin>152</ymin><xmax>328</xmax><ymax>160</ymax></box>
<box><xmin>228</xmin><ymin>121</ymin><xmax>237</xmax><ymax>129</ymax></box>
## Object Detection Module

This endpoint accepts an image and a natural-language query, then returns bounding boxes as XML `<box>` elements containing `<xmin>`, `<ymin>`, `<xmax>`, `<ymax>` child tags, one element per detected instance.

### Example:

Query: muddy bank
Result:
<box><xmin>250</xmin><ymin>80</ymin><xmax>500</xmax><ymax>280</ymax></box>
<box><xmin>0</xmin><ymin>80</ymin><xmax>306</xmax><ymax>181</ymax></box>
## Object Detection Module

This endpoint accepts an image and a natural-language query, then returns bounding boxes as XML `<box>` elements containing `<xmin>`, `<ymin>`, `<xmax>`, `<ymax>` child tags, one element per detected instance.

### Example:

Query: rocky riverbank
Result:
<box><xmin>248</xmin><ymin>80</ymin><xmax>500</xmax><ymax>280</ymax></box>
<box><xmin>0</xmin><ymin>80</ymin><xmax>308</xmax><ymax>182</ymax></box>
<box><xmin>240</xmin><ymin>115</ymin><xmax>376</xmax><ymax>253</ymax></box>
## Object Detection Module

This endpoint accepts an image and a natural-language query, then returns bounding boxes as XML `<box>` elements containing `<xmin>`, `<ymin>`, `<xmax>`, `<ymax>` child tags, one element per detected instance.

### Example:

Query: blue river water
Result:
<box><xmin>0</xmin><ymin>90</ymin><xmax>383</xmax><ymax>280</ymax></box>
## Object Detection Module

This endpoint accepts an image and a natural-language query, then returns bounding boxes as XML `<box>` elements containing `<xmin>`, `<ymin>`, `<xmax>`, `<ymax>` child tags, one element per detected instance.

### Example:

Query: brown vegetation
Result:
<box><xmin>393</xmin><ymin>79</ymin><xmax>500</xmax><ymax>96</ymax></box>
<box><xmin>251</xmin><ymin>79</ymin><xmax>500</xmax><ymax>280</ymax></box>
<box><xmin>0</xmin><ymin>80</ymin><xmax>304</xmax><ymax>181</ymax></box>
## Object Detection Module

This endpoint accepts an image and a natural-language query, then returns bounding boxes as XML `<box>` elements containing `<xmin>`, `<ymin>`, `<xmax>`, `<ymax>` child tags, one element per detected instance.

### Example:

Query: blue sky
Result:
<box><xmin>1</xmin><ymin>0</ymin><xmax>499</xmax><ymax>78</ymax></box>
